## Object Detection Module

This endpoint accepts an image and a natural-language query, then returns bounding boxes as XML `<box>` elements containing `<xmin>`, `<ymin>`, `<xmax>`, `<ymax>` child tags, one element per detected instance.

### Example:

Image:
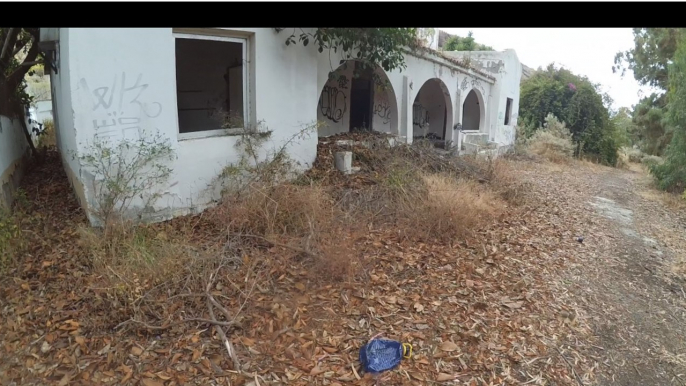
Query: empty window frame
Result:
<box><xmin>504</xmin><ymin>97</ymin><xmax>513</xmax><ymax>125</ymax></box>
<box><xmin>174</xmin><ymin>32</ymin><xmax>248</xmax><ymax>138</ymax></box>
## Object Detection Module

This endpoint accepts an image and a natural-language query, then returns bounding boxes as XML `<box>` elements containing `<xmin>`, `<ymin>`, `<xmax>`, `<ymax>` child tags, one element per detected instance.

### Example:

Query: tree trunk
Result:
<box><xmin>0</xmin><ymin>78</ymin><xmax>11</xmax><ymax>117</ymax></box>
<box><xmin>0</xmin><ymin>78</ymin><xmax>38</xmax><ymax>159</ymax></box>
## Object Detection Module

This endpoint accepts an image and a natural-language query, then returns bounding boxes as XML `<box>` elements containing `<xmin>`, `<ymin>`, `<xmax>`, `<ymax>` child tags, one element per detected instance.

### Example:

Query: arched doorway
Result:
<box><xmin>462</xmin><ymin>89</ymin><xmax>484</xmax><ymax>132</ymax></box>
<box><xmin>317</xmin><ymin>60</ymin><xmax>398</xmax><ymax>137</ymax></box>
<box><xmin>412</xmin><ymin>78</ymin><xmax>453</xmax><ymax>148</ymax></box>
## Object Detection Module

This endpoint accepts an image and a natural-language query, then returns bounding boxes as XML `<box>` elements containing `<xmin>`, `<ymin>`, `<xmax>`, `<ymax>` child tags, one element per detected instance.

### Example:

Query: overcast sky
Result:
<box><xmin>441</xmin><ymin>28</ymin><xmax>658</xmax><ymax>110</ymax></box>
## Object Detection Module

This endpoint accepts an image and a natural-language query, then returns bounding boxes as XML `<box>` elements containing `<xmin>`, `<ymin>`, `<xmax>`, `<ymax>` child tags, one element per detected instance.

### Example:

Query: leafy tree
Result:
<box><xmin>610</xmin><ymin>107</ymin><xmax>639</xmax><ymax>148</ymax></box>
<box><xmin>632</xmin><ymin>93</ymin><xmax>671</xmax><ymax>155</ymax></box>
<box><xmin>651</xmin><ymin>30</ymin><xmax>686</xmax><ymax>193</ymax></box>
<box><xmin>275</xmin><ymin>28</ymin><xmax>419</xmax><ymax>73</ymax></box>
<box><xmin>442</xmin><ymin>31</ymin><xmax>493</xmax><ymax>52</ymax></box>
<box><xmin>613</xmin><ymin>28</ymin><xmax>681</xmax><ymax>156</ymax></box>
<box><xmin>0</xmin><ymin>28</ymin><xmax>42</xmax><ymax>157</ymax></box>
<box><xmin>519</xmin><ymin>64</ymin><xmax>618</xmax><ymax>164</ymax></box>
<box><xmin>613</xmin><ymin>28</ymin><xmax>679</xmax><ymax>91</ymax></box>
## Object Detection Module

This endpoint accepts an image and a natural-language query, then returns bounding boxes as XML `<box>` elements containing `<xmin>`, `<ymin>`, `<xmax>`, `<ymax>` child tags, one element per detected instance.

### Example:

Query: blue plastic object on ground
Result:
<box><xmin>359</xmin><ymin>338</ymin><xmax>409</xmax><ymax>374</ymax></box>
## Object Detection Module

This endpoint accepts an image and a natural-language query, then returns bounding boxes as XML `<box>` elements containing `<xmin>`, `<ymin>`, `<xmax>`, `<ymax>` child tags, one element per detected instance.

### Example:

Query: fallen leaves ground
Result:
<box><xmin>2</xmin><ymin>148</ymin><xmax>686</xmax><ymax>385</ymax></box>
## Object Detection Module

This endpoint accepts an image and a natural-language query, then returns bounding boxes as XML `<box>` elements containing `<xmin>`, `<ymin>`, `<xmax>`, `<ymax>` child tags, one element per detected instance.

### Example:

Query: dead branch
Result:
<box><xmin>116</xmin><ymin>317</ymin><xmax>238</xmax><ymax>331</ymax></box>
<box><xmin>556</xmin><ymin>347</ymin><xmax>585</xmax><ymax>386</ymax></box>
<box><xmin>206</xmin><ymin>272</ymin><xmax>242</xmax><ymax>371</ymax></box>
<box><xmin>229</xmin><ymin>232</ymin><xmax>317</xmax><ymax>257</ymax></box>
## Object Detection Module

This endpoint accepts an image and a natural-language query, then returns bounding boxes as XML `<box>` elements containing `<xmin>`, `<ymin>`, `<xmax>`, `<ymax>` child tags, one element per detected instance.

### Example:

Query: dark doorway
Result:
<box><xmin>349</xmin><ymin>77</ymin><xmax>373</xmax><ymax>131</ymax></box>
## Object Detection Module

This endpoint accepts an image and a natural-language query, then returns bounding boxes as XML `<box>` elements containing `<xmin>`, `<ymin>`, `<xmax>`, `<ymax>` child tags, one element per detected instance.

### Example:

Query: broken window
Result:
<box><xmin>174</xmin><ymin>33</ymin><xmax>247</xmax><ymax>137</ymax></box>
<box><xmin>504</xmin><ymin>97</ymin><xmax>513</xmax><ymax>126</ymax></box>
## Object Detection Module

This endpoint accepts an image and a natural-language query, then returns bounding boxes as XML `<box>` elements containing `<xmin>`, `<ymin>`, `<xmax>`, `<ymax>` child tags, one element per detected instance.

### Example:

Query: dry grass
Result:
<box><xmin>78</xmin><ymin>222</ymin><xmax>193</xmax><ymax>297</ymax></box>
<box><xmin>527</xmin><ymin>133</ymin><xmax>575</xmax><ymax>163</ymax></box>
<box><xmin>637</xmin><ymin>188</ymin><xmax>686</xmax><ymax>211</ymax></box>
<box><xmin>76</xmin><ymin>134</ymin><xmax>532</xmax><ymax>350</ymax></box>
<box><xmin>419</xmin><ymin>174</ymin><xmax>505</xmax><ymax>239</ymax></box>
<box><xmin>37</xmin><ymin>119</ymin><xmax>56</xmax><ymax>148</ymax></box>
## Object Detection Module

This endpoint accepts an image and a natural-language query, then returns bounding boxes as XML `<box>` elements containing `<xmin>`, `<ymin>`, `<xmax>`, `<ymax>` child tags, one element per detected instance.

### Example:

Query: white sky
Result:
<box><xmin>440</xmin><ymin>28</ymin><xmax>659</xmax><ymax>110</ymax></box>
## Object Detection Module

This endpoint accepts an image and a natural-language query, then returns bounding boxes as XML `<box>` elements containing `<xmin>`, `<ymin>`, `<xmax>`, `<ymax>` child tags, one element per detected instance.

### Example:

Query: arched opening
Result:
<box><xmin>317</xmin><ymin>60</ymin><xmax>398</xmax><ymax>137</ymax></box>
<box><xmin>462</xmin><ymin>89</ymin><xmax>484</xmax><ymax>132</ymax></box>
<box><xmin>412</xmin><ymin>78</ymin><xmax>453</xmax><ymax>148</ymax></box>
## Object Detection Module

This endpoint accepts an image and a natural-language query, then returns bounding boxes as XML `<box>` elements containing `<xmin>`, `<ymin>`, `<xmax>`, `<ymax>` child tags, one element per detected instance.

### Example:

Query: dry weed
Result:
<box><xmin>524</xmin><ymin>114</ymin><xmax>575</xmax><ymax>163</ymax></box>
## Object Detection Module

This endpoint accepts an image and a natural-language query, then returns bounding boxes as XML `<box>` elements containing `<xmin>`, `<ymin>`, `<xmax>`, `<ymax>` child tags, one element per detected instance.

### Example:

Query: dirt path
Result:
<box><xmin>520</xmin><ymin>161</ymin><xmax>686</xmax><ymax>385</ymax></box>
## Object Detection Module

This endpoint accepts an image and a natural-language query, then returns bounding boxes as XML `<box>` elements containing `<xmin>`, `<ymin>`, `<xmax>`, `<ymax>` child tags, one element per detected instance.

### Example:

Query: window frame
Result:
<box><xmin>504</xmin><ymin>97</ymin><xmax>513</xmax><ymax>126</ymax></box>
<box><xmin>173</xmin><ymin>31</ymin><xmax>249</xmax><ymax>141</ymax></box>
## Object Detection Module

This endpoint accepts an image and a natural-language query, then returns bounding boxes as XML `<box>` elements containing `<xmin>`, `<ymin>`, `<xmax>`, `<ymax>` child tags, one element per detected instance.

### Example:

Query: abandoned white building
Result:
<box><xmin>5</xmin><ymin>27</ymin><xmax>522</xmax><ymax>224</ymax></box>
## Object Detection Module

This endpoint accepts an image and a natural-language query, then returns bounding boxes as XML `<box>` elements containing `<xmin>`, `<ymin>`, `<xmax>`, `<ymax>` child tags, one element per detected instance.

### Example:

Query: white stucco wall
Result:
<box><xmin>0</xmin><ymin>115</ymin><xmax>29</xmax><ymax>207</ymax></box>
<box><xmin>48</xmin><ymin>28</ymin><xmax>503</xmax><ymax>224</ymax></box>
<box><xmin>50</xmin><ymin>28</ymin><xmax>319</xmax><ymax>224</ymax></box>
<box><xmin>35</xmin><ymin>100</ymin><xmax>53</xmax><ymax>124</ymax></box>
<box><xmin>443</xmin><ymin>49</ymin><xmax>521</xmax><ymax>147</ymax></box>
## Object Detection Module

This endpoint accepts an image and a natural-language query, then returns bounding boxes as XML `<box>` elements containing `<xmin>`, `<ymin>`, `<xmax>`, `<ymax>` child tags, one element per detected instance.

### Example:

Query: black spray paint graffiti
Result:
<box><xmin>471</xmin><ymin>78</ymin><xmax>485</xmax><ymax>95</ymax></box>
<box><xmin>79</xmin><ymin>72</ymin><xmax>163</xmax><ymax>141</ymax></box>
<box><xmin>412</xmin><ymin>104</ymin><xmax>430</xmax><ymax>128</ymax></box>
<box><xmin>373</xmin><ymin>102</ymin><xmax>392</xmax><ymax>125</ymax></box>
<box><xmin>319</xmin><ymin>86</ymin><xmax>347</xmax><ymax>123</ymax></box>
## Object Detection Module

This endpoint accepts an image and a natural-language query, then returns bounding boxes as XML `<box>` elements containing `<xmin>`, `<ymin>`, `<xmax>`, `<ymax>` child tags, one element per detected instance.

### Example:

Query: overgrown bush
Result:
<box><xmin>623</xmin><ymin>146</ymin><xmax>645</xmax><ymax>163</ymax></box>
<box><xmin>77</xmin><ymin>133</ymin><xmax>176</xmax><ymax>226</ymax></box>
<box><xmin>524</xmin><ymin>113</ymin><xmax>575</xmax><ymax>163</ymax></box>
<box><xmin>519</xmin><ymin>64</ymin><xmax>619</xmax><ymax>165</ymax></box>
<box><xmin>0</xmin><ymin>207</ymin><xmax>23</xmax><ymax>274</ymax></box>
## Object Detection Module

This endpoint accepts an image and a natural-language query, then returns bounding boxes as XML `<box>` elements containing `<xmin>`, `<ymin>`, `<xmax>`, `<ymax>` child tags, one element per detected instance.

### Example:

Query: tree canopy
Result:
<box><xmin>275</xmin><ymin>28</ymin><xmax>419</xmax><ymax>73</ymax></box>
<box><xmin>650</xmin><ymin>30</ymin><xmax>686</xmax><ymax>193</ymax></box>
<box><xmin>613</xmin><ymin>28</ymin><xmax>681</xmax><ymax>156</ymax></box>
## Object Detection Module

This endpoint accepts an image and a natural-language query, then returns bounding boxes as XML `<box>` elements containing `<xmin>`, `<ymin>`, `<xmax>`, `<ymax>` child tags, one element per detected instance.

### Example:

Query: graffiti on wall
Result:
<box><xmin>373</xmin><ymin>102</ymin><xmax>392</xmax><ymax>125</ymax></box>
<box><xmin>460</xmin><ymin>78</ymin><xmax>470</xmax><ymax>91</ymax></box>
<box><xmin>503</xmin><ymin>125</ymin><xmax>515</xmax><ymax>145</ymax></box>
<box><xmin>79</xmin><ymin>72</ymin><xmax>162</xmax><ymax>142</ymax></box>
<box><xmin>412</xmin><ymin>104</ymin><xmax>430</xmax><ymax>128</ymax></box>
<box><xmin>337</xmin><ymin>75</ymin><xmax>349</xmax><ymax>90</ymax></box>
<box><xmin>471</xmin><ymin>78</ymin><xmax>485</xmax><ymax>95</ymax></box>
<box><xmin>319</xmin><ymin>85</ymin><xmax>347</xmax><ymax>123</ymax></box>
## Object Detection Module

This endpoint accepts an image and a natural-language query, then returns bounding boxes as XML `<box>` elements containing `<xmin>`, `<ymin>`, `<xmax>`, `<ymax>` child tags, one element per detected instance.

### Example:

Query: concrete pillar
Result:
<box><xmin>401</xmin><ymin>75</ymin><xmax>412</xmax><ymax>144</ymax></box>
<box><xmin>334</xmin><ymin>151</ymin><xmax>353</xmax><ymax>174</ymax></box>
<box><xmin>452</xmin><ymin>88</ymin><xmax>461</xmax><ymax>146</ymax></box>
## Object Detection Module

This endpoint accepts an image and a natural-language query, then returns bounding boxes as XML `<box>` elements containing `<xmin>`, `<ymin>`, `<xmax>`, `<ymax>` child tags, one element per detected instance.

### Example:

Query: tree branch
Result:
<box><xmin>0</xmin><ymin>28</ymin><xmax>18</xmax><ymax>65</ymax></box>
<box><xmin>12</xmin><ymin>39</ymin><xmax>28</xmax><ymax>58</ymax></box>
<box><xmin>7</xmin><ymin>29</ymin><xmax>40</xmax><ymax>86</ymax></box>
